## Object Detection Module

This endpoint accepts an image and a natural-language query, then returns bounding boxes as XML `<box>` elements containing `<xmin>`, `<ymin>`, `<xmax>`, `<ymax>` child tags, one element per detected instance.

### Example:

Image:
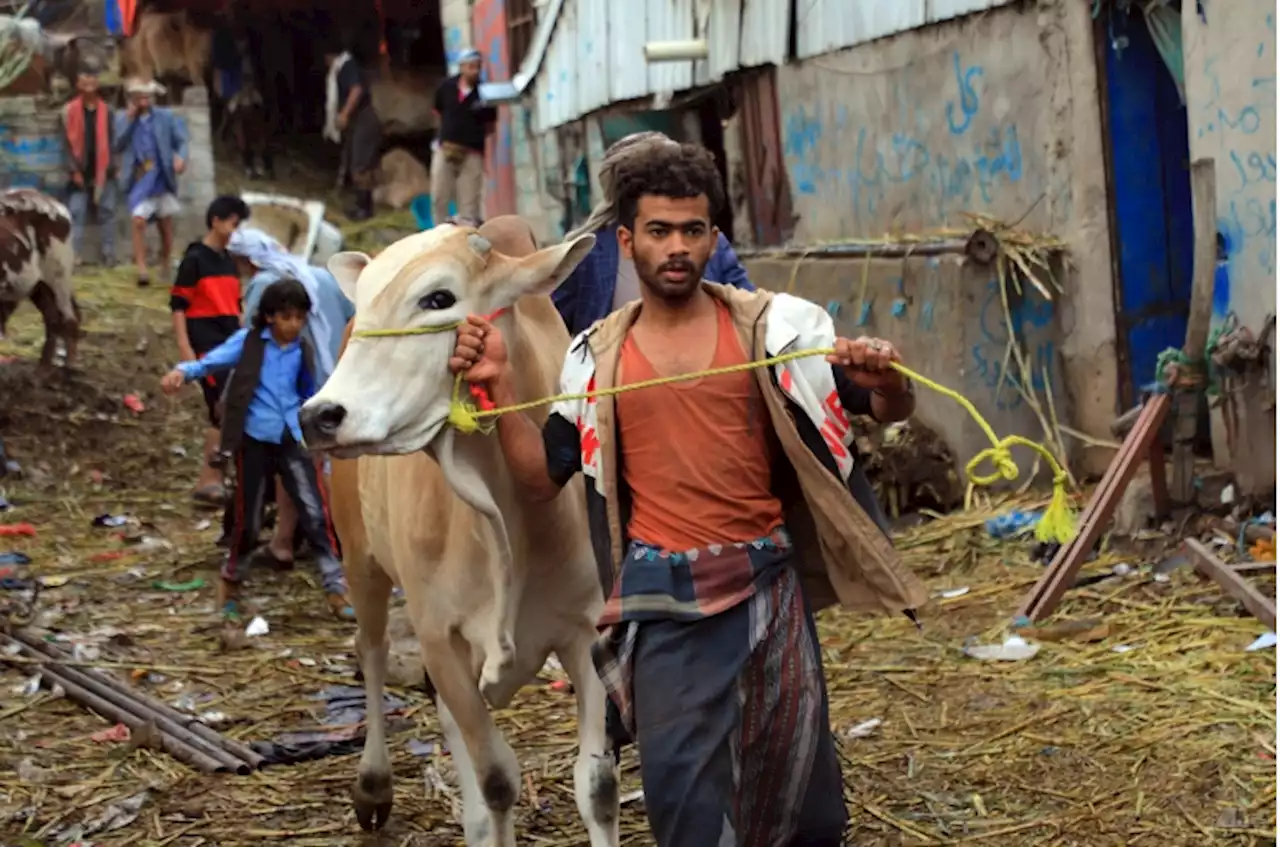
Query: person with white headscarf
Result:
<box><xmin>229</xmin><ymin>227</ymin><xmax>353</xmax><ymax>388</ymax></box>
<box><xmin>553</xmin><ymin>132</ymin><xmax>752</xmax><ymax>336</ymax></box>
<box><xmin>226</xmin><ymin>227</ymin><xmax>355</xmax><ymax>570</ymax></box>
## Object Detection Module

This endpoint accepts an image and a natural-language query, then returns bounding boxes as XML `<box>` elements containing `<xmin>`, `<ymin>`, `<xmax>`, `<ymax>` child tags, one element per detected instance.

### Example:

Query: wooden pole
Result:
<box><xmin>1170</xmin><ymin>158</ymin><xmax>1217</xmax><ymax>504</ymax></box>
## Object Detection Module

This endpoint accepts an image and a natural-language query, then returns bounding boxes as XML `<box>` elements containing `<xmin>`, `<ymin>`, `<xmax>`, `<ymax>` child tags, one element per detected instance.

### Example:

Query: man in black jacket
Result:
<box><xmin>430</xmin><ymin>48</ymin><xmax>496</xmax><ymax>225</ymax></box>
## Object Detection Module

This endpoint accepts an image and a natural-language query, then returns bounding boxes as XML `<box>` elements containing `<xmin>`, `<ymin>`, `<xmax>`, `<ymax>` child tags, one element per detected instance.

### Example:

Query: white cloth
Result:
<box><xmin>130</xmin><ymin>193</ymin><xmax>180</xmax><ymax>220</ymax></box>
<box><xmin>323</xmin><ymin>52</ymin><xmax>352</xmax><ymax>144</ymax></box>
<box><xmin>228</xmin><ymin>227</ymin><xmax>337</xmax><ymax>381</ymax></box>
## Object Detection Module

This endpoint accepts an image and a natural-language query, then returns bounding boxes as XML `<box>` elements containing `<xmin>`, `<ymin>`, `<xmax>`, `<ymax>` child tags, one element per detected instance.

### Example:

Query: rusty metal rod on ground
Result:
<box><xmin>9</xmin><ymin>629</ymin><xmax>264</xmax><ymax>769</ymax></box>
<box><xmin>0</xmin><ymin>633</ymin><xmax>253</xmax><ymax>774</ymax></box>
<box><xmin>0</xmin><ymin>646</ymin><xmax>228</xmax><ymax>773</ymax></box>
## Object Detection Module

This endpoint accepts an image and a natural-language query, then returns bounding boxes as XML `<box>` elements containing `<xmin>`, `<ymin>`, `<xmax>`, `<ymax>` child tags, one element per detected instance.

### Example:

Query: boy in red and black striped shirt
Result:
<box><xmin>169</xmin><ymin>195</ymin><xmax>251</xmax><ymax>505</ymax></box>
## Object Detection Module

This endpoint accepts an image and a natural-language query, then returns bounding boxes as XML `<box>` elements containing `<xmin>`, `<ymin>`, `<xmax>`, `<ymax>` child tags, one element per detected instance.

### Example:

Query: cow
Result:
<box><xmin>300</xmin><ymin>219</ymin><xmax>616</xmax><ymax>847</ymax></box>
<box><xmin>120</xmin><ymin>9</ymin><xmax>213</xmax><ymax>93</ymax></box>
<box><xmin>0</xmin><ymin>189</ymin><xmax>79</xmax><ymax>374</ymax></box>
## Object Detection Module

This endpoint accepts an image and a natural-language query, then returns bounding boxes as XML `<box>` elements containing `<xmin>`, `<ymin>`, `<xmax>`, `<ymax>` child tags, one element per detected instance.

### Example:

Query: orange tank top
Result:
<box><xmin>617</xmin><ymin>300</ymin><xmax>784</xmax><ymax>552</ymax></box>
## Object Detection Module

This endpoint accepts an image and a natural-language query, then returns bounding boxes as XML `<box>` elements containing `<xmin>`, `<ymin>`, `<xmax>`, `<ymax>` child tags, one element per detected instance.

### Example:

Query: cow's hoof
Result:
<box><xmin>352</xmin><ymin>772</ymin><xmax>393</xmax><ymax>831</ymax></box>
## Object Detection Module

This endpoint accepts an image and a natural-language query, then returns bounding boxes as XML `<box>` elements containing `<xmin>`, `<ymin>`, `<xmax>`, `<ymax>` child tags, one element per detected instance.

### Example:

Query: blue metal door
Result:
<box><xmin>1104</xmin><ymin>7</ymin><xmax>1195</xmax><ymax>399</ymax></box>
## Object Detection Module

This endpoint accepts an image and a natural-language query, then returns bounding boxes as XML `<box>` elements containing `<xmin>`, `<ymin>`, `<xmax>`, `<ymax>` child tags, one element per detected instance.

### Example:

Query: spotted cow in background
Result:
<box><xmin>0</xmin><ymin>189</ymin><xmax>80</xmax><ymax>373</ymax></box>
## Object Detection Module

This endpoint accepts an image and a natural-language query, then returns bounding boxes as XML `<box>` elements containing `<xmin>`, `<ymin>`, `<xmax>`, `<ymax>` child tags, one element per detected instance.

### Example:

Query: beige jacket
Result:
<box><xmin>553</xmin><ymin>282</ymin><xmax>929</xmax><ymax>616</ymax></box>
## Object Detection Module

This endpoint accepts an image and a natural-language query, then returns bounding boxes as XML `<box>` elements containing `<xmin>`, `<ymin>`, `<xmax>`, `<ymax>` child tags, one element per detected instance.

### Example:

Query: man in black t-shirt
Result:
<box><xmin>169</xmin><ymin>195</ymin><xmax>251</xmax><ymax>506</ymax></box>
<box><xmin>430</xmin><ymin>48</ymin><xmax>497</xmax><ymax>226</ymax></box>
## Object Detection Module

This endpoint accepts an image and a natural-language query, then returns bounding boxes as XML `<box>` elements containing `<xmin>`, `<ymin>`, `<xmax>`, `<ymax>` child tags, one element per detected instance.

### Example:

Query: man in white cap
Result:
<box><xmin>429</xmin><ymin>47</ymin><xmax>496</xmax><ymax>225</ymax></box>
<box><xmin>116</xmin><ymin>77</ymin><xmax>189</xmax><ymax>287</ymax></box>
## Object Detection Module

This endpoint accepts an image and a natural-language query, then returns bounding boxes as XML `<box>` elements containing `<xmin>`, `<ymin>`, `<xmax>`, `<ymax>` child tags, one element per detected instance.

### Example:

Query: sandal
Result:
<box><xmin>217</xmin><ymin>578</ymin><xmax>242</xmax><ymax>621</ymax></box>
<box><xmin>193</xmin><ymin>484</ymin><xmax>227</xmax><ymax>507</ymax></box>
<box><xmin>250</xmin><ymin>546</ymin><xmax>295</xmax><ymax>572</ymax></box>
<box><xmin>327</xmin><ymin>592</ymin><xmax>356</xmax><ymax>622</ymax></box>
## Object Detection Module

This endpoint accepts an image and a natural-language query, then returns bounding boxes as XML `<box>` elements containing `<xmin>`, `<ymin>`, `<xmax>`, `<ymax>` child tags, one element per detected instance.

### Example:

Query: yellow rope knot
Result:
<box><xmin>965</xmin><ymin>442</ymin><xmax>1020</xmax><ymax>486</ymax></box>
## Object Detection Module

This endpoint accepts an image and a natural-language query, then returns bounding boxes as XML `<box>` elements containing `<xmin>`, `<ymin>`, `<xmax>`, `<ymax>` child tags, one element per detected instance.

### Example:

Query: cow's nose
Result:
<box><xmin>301</xmin><ymin>402</ymin><xmax>347</xmax><ymax>438</ymax></box>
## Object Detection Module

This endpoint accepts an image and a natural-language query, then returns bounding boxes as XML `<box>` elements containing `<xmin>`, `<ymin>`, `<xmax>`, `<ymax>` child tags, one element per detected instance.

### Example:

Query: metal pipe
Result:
<box><xmin>2</xmin><ymin>633</ymin><xmax>255</xmax><ymax>774</ymax></box>
<box><xmin>4</xmin><ymin>656</ymin><xmax>228</xmax><ymax>774</ymax></box>
<box><xmin>12</xmin><ymin>633</ymin><xmax>265</xmax><ymax>769</ymax></box>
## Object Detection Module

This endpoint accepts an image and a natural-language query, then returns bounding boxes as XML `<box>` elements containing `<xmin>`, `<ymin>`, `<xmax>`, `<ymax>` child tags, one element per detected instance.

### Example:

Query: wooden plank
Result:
<box><xmin>1230</xmin><ymin>561</ymin><xmax>1276</xmax><ymax>575</ymax></box>
<box><xmin>1171</xmin><ymin>159</ymin><xmax>1218</xmax><ymax>504</ymax></box>
<box><xmin>1185</xmin><ymin>539</ymin><xmax>1277</xmax><ymax>630</ymax></box>
<box><xmin>1148</xmin><ymin>439</ymin><xmax>1170</xmax><ymax>521</ymax></box>
<box><xmin>1018</xmin><ymin>393</ymin><xmax>1171</xmax><ymax>621</ymax></box>
<box><xmin>1110</xmin><ymin>404</ymin><xmax>1143</xmax><ymax>437</ymax></box>
<box><xmin>1233</xmin><ymin>366</ymin><xmax>1276</xmax><ymax>498</ymax></box>
<box><xmin>1185</xmin><ymin>159</ymin><xmax>1218</xmax><ymax>357</ymax></box>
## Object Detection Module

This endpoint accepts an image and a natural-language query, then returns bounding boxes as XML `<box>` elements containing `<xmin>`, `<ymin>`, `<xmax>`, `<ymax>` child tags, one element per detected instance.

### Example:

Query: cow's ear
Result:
<box><xmin>485</xmin><ymin>233</ymin><xmax>595</xmax><ymax>306</ymax></box>
<box><xmin>327</xmin><ymin>251</ymin><xmax>370</xmax><ymax>302</ymax></box>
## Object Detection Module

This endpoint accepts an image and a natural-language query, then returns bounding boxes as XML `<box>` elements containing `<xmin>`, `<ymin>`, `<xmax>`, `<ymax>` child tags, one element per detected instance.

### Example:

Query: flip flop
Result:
<box><xmin>193</xmin><ymin>484</ymin><xmax>226</xmax><ymax>506</ymax></box>
<box><xmin>327</xmin><ymin>593</ymin><xmax>356</xmax><ymax>622</ymax></box>
<box><xmin>250</xmin><ymin>546</ymin><xmax>295</xmax><ymax>571</ymax></box>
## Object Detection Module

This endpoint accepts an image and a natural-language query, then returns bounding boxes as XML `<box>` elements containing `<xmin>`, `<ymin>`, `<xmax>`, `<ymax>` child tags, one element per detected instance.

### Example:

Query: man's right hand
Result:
<box><xmin>126</xmin><ymin>102</ymin><xmax>139</xmax><ymax>119</ymax></box>
<box><xmin>70</xmin><ymin>172</ymin><xmax>84</xmax><ymax>188</ymax></box>
<box><xmin>449</xmin><ymin>314</ymin><xmax>507</xmax><ymax>385</ymax></box>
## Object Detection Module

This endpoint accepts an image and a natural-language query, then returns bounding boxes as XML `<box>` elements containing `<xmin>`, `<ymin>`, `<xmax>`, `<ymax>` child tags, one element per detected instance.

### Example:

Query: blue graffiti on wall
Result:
<box><xmin>0</xmin><ymin>131</ymin><xmax>63</xmax><ymax>191</ymax></box>
<box><xmin>781</xmin><ymin>52</ymin><xmax>1024</xmax><ymax>226</ymax></box>
<box><xmin>945</xmin><ymin>53</ymin><xmax>985</xmax><ymax>136</ymax></box>
<box><xmin>968</xmin><ymin>279</ymin><xmax>1056</xmax><ymax>410</ymax></box>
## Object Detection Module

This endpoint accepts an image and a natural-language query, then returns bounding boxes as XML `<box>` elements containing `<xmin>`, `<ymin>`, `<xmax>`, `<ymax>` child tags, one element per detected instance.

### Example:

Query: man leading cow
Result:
<box><xmin>448</xmin><ymin>141</ymin><xmax>928</xmax><ymax>845</ymax></box>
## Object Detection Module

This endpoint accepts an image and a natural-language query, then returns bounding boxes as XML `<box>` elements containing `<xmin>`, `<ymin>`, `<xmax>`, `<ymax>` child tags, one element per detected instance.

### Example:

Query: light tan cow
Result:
<box><xmin>120</xmin><ymin>10</ymin><xmax>212</xmax><ymax>90</ymax></box>
<box><xmin>302</xmin><ymin>219</ymin><xmax>617</xmax><ymax>847</ymax></box>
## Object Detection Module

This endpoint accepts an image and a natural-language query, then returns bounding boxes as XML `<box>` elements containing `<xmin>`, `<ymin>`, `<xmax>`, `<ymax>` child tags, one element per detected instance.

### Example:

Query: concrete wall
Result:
<box><xmin>772</xmin><ymin>0</ymin><xmax>1117</xmax><ymax>474</ymax></box>
<box><xmin>744</xmin><ymin>254</ymin><xmax>1066</xmax><ymax>475</ymax></box>
<box><xmin>0</xmin><ymin>92</ymin><xmax>216</xmax><ymax>260</ymax></box>
<box><xmin>1183</xmin><ymin>1</ymin><xmax>1275</xmax><ymax>326</ymax></box>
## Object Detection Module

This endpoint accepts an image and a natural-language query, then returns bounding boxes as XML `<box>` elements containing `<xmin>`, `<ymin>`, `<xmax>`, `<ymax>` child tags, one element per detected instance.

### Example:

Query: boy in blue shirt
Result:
<box><xmin>161</xmin><ymin>279</ymin><xmax>352</xmax><ymax>622</ymax></box>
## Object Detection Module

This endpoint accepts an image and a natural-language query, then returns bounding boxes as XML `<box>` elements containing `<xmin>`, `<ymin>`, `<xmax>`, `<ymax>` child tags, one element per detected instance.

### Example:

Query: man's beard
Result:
<box><xmin>638</xmin><ymin>256</ymin><xmax>704</xmax><ymax>303</ymax></box>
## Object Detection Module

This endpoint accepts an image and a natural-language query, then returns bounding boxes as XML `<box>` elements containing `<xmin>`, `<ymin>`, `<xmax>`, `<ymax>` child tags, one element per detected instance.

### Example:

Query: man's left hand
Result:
<box><xmin>173</xmin><ymin>156</ymin><xmax>186</xmax><ymax>175</ymax></box>
<box><xmin>827</xmin><ymin>336</ymin><xmax>909</xmax><ymax>393</ymax></box>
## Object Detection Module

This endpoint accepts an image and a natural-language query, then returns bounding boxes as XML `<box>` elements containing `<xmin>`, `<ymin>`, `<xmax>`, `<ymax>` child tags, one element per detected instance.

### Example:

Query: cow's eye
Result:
<box><xmin>418</xmin><ymin>290</ymin><xmax>457</xmax><ymax>310</ymax></box>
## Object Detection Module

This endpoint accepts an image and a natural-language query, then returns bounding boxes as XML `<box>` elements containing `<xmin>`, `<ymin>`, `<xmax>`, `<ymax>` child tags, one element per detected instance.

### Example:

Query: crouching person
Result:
<box><xmin>161</xmin><ymin>279</ymin><xmax>353</xmax><ymax>622</ymax></box>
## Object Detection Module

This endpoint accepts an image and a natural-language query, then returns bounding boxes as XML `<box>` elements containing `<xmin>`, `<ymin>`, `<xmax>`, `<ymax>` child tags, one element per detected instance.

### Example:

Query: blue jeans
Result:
<box><xmin>66</xmin><ymin>181</ymin><xmax>118</xmax><ymax>264</ymax></box>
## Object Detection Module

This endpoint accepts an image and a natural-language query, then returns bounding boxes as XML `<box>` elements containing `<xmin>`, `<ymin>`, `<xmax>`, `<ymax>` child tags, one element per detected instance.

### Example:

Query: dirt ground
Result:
<box><xmin>0</xmin><ymin>172</ymin><xmax>1275</xmax><ymax>846</ymax></box>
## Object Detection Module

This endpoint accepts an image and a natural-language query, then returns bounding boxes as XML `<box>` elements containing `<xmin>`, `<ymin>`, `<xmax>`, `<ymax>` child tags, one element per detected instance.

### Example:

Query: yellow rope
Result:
<box><xmin>351</xmin><ymin>326</ymin><xmax>1077</xmax><ymax>544</ymax></box>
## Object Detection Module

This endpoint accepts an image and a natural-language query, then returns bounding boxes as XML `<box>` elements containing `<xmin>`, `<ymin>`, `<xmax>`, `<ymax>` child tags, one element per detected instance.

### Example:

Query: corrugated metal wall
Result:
<box><xmin>536</xmin><ymin>0</ymin><xmax>789</xmax><ymax>131</ymax></box>
<box><xmin>532</xmin><ymin>0</ymin><xmax>1019</xmax><ymax>130</ymax></box>
<box><xmin>646</xmin><ymin>0</ymin><xmax>695</xmax><ymax>95</ymax></box>
<box><xmin>738</xmin><ymin>0</ymin><xmax>790</xmax><ymax>68</ymax></box>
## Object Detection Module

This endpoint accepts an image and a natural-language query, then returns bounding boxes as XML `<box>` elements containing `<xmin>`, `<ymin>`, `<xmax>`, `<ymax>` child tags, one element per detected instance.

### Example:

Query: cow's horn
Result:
<box><xmin>467</xmin><ymin>233</ymin><xmax>492</xmax><ymax>256</ymax></box>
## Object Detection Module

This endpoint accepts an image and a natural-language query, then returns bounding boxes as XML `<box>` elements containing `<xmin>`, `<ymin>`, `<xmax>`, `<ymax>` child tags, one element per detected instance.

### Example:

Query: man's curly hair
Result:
<box><xmin>612</xmin><ymin>142</ymin><xmax>725</xmax><ymax>230</ymax></box>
